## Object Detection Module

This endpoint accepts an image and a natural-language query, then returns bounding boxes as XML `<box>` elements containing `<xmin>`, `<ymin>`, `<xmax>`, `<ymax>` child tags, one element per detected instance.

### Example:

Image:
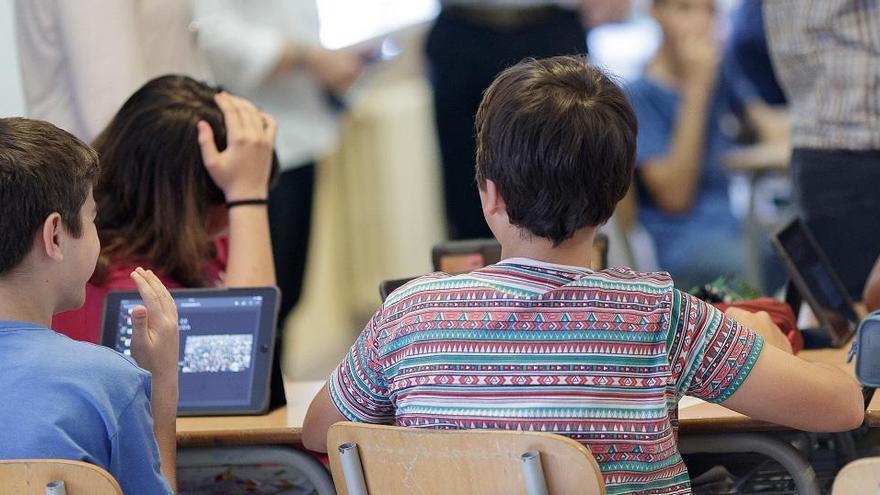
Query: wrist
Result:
<box><xmin>301</xmin><ymin>45</ymin><xmax>321</xmax><ymax>71</ymax></box>
<box><xmin>149</xmin><ymin>367</ymin><xmax>179</xmax><ymax>389</ymax></box>
<box><xmin>226</xmin><ymin>198</ymin><xmax>268</xmax><ymax>209</ymax></box>
<box><xmin>224</xmin><ymin>188</ymin><xmax>269</xmax><ymax>203</ymax></box>
<box><xmin>682</xmin><ymin>82</ymin><xmax>713</xmax><ymax>105</ymax></box>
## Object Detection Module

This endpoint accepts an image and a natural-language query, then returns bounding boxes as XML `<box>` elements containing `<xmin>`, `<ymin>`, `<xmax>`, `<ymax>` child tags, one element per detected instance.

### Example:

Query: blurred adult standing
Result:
<box><xmin>728</xmin><ymin>0</ymin><xmax>786</xmax><ymax>107</ymax></box>
<box><xmin>194</xmin><ymin>0</ymin><xmax>365</xmax><ymax>328</ymax></box>
<box><xmin>14</xmin><ymin>0</ymin><xmax>209</xmax><ymax>143</ymax></box>
<box><xmin>765</xmin><ymin>0</ymin><xmax>880</xmax><ymax>298</ymax></box>
<box><xmin>426</xmin><ymin>0</ymin><xmax>629</xmax><ymax>240</ymax></box>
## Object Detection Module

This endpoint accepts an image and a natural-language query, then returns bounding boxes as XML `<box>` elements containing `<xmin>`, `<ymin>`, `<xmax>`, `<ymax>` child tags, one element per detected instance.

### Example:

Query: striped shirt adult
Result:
<box><xmin>329</xmin><ymin>258</ymin><xmax>763</xmax><ymax>494</ymax></box>
<box><xmin>764</xmin><ymin>0</ymin><xmax>880</xmax><ymax>150</ymax></box>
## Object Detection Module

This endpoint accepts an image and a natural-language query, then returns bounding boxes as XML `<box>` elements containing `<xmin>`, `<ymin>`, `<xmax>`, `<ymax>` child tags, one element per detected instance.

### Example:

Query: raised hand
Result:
<box><xmin>129</xmin><ymin>267</ymin><xmax>180</xmax><ymax>379</ymax></box>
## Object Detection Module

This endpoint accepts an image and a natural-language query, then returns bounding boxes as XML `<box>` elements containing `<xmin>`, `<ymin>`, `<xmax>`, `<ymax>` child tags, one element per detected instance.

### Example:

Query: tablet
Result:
<box><xmin>772</xmin><ymin>219</ymin><xmax>859</xmax><ymax>347</ymax></box>
<box><xmin>102</xmin><ymin>287</ymin><xmax>280</xmax><ymax>416</ymax></box>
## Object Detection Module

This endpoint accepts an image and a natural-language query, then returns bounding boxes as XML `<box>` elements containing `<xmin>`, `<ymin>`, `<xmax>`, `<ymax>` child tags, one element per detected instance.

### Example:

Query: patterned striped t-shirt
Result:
<box><xmin>330</xmin><ymin>258</ymin><xmax>763</xmax><ymax>494</ymax></box>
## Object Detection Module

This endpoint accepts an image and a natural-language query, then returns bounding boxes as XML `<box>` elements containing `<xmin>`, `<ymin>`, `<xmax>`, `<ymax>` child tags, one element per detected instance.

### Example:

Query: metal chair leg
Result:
<box><xmin>521</xmin><ymin>451</ymin><xmax>549</xmax><ymax>495</ymax></box>
<box><xmin>339</xmin><ymin>442</ymin><xmax>369</xmax><ymax>495</ymax></box>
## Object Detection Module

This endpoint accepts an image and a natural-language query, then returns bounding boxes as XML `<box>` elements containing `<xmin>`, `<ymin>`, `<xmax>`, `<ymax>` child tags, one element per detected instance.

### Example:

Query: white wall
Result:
<box><xmin>0</xmin><ymin>0</ymin><xmax>25</xmax><ymax>117</ymax></box>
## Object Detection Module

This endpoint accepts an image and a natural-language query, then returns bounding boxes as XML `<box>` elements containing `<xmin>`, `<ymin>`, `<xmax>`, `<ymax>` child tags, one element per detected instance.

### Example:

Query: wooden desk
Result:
<box><xmin>177</xmin><ymin>381</ymin><xmax>323</xmax><ymax>447</ymax></box>
<box><xmin>177</xmin><ymin>343</ymin><xmax>858</xmax><ymax>446</ymax></box>
<box><xmin>177</xmin><ymin>341</ymin><xmax>860</xmax><ymax>446</ymax></box>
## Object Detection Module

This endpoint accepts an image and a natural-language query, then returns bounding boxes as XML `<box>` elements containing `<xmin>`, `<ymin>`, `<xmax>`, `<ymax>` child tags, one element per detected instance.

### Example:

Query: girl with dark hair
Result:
<box><xmin>53</xmin><ymin>75</ymin><xmax>278</xmax><ymax>344</ymax></box>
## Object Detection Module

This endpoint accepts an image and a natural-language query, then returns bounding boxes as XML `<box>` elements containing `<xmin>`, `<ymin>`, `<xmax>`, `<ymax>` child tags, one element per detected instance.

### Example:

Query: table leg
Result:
<box><xmin>743</xmin><ymin>173</ymin><xmax>764</xmax><ymax>289</ymax></box>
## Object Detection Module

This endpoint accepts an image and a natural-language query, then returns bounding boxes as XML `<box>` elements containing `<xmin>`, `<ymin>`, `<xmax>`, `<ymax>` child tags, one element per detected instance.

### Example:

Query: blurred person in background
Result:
<box><xmin>194</xmin><ymin>0</ymin><xmax>365</xmax><ymax>330</ymax></box>
<box><xmin>626</xmin><ymin>0</ymin><xmax>786</xmax><ymax>289</ymax></box>
<box><xmin>15</xmin><ymin>0</ymin><xmax>209</xmax><ymax>143</ymax></box>
<box><xmin>728</xmin><ymin>0</ymin><xmax>786</xmax><ymax>107</ymax></box>
<box><xmin>765</xmin><ymin>0</ymin><xmax>880</xmax><ymax>299</ymax></box>
<box><xmin>426</xmin><ymin>0</ymin><xmax>630</xmax><ymax>240</ymax></box>
<box><xmin>194</xmin><ymin>0</ymin><xmax>366</xmax><ymax>333</ymax></box>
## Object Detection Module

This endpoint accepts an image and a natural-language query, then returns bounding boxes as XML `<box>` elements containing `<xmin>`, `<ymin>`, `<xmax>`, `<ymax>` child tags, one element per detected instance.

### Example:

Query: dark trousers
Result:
<box><xmin>267</xmin><ymin>163</ymin><xmax>315</xmax><ymax>408</ymax></box>
<box><xmin>792</xmin><ymin>148</ymin><xmax>880</xmax><ymax>298</ymax></box>
<box><xmin>425</xmin><ymin>8</ymin><xmax>587</xmax><ymax>240</ymax></box>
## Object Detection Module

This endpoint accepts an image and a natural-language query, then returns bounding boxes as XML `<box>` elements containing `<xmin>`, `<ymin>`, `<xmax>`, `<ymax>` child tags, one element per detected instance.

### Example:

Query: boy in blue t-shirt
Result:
<box><xmin>0</xmin><ymin>118</ymin><xmax>180</xmax><ymax>493</ymax></box>
<box><xmin>627</xmin><ymin>0</ymin><xmax>786</xmax><ymax>288</ymax></box>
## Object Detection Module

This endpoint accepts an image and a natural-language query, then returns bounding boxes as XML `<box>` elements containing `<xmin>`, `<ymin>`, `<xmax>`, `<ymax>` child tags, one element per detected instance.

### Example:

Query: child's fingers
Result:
<box><xmin>130</xmin><ymin>269</ymin><xmax>159</xmax><ymax>306</ymax></box>
<box><xmin>261</xmin><ymin>111</ymin><xmax>278</xmax><ymax>143</ymax></box>
<box><xmin>138</xmin><ymin>269</ymin><xmax>177</xmax><ymax>318</ymax></box>
<box><xmin>130</xmin><ymin>269</ymin><xmax>172</xmax><ymax>322</ymax></box>
<box><xmin>215</xmin><ymin>92</ymin><xmax>244</xmax><ymax>140</ymax></box>
<box><xmin>197</xmin><ymin>121</ymin><xmax>220</xmax><ymax>167</ymax></box>
<box><xmin>230</xmin><ymin>95</ymin><xmax>263</xmax><ymax>135</ymax></box>
<box><xmin>130</xmin><ymin>305</ymin><xmax>150</xmax><ymax>345</ymax></box>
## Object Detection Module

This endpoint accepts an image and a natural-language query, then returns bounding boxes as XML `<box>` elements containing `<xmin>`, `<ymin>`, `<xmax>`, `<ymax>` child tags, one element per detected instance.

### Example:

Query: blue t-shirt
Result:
<box><xmin>626</xmin><ymin>71</ymin><xmax>746</xmax><ymax>273</ymax></box>
<box><xmin>0</xmin><ymin>321</ymin><xmax>172</xmax><ymax>494</ymax></box>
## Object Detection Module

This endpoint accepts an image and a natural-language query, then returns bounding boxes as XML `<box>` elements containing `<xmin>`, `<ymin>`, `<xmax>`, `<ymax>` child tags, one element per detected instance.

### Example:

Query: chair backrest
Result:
<box><xmin>0</xmin><ymin>459</ymin><xmax>122</xmax><ymax>495</ymax></box>
<box><xmin>832</xmin><ymin>457</ymin><xmax>880</xmax><ymax>495</ymax></box>
<box><xmin>327</xmin><ymin>422</ymin><xmax>605</xmax><ymax>495</ymax></box>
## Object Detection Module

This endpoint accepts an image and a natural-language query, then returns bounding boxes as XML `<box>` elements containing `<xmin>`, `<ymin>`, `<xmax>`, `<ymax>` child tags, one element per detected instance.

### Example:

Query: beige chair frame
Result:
<box><xmin>327</xmin><ymin>422</ymin><xmax>605</xmax><ymax>495</ymax></box>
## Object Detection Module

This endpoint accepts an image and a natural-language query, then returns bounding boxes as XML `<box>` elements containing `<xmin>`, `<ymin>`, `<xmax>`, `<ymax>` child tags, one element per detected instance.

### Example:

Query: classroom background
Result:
<box><xmin>0</xmin><ymin>0</ymin><xmax>778</xmax><ymax>384</ymax></box>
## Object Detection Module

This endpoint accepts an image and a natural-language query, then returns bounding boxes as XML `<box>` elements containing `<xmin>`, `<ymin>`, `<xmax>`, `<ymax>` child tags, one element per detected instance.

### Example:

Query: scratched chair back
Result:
<box><xmin>327</xmin><ymin>422</ymin><xmax>605</xmax><ymax>495</ymax></box>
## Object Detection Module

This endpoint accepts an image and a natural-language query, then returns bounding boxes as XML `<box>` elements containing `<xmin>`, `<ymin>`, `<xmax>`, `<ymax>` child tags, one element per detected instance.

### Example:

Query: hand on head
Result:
<box><xmin>196</xmin><ymin>92</ymin><xmax>277</xmax><ymax>202</ymax></box>
<box><xmin>129</xmin><ymin>268</ymin><xmax>180</xmax><ymax>378</ymax></box>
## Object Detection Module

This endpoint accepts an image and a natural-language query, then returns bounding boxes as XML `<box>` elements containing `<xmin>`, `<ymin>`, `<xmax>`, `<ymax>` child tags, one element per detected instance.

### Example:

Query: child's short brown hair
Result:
<box><xmin>0</xmin><ymin>118</ymin><xmax>99</xmax><ymax>274</ymax></box>
<box><xmin>475</xmin><ymin>56</ymin><xmax>637</xmax><ymax>245</ymax></box>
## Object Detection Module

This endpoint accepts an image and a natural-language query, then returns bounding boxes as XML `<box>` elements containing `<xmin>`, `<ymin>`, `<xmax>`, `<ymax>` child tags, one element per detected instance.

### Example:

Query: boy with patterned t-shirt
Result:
<box><xmin>303</xmin><ymin>56</ymin><xmax>863</xmax><ymax>494</ymax></box>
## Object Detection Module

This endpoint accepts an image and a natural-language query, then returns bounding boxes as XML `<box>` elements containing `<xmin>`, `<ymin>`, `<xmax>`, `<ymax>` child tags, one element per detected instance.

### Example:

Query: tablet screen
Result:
<box><xmin>776</xmin><ymin>220</ymin><xmax>858</xmax><ymax>341</ymax></box>
<box><xmin>110</xmin><ymin>292</ymin><xmax>271</xmax><ymax>411</ymax></box>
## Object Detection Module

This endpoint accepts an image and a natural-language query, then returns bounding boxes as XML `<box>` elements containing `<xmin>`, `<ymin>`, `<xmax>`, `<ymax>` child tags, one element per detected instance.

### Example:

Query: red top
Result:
<box><xmin>53</xmin><ymin>239</ymin><xmax>228</xmax><ymax>343</ymax></box>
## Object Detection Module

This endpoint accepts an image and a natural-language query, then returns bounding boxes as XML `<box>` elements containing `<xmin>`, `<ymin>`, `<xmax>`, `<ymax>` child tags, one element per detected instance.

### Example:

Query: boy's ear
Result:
<box><xmin>481</xmin><ymin>179</ymin><xmax>508</xmax><ymax>219</ymax></box>
<box><xmin>40</xmin><ymin>213</ymin><xmax>65</xmax><ymax>262</ymax></box>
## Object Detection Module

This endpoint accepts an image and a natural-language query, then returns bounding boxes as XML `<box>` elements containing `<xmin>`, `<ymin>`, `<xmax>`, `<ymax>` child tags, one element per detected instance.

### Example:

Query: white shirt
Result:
<box><xmin>193</xmin><ymin>0</ymin><xmax>340</xmax><ymax>170</ymax></box>
<box><xmin>15</xmin><ymin>0</ymin><xmax>210</xmax><ymax>143</ymax></box>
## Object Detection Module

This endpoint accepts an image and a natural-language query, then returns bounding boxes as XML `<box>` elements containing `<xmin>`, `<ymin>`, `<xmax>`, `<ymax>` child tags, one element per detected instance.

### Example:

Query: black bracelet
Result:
<box><xmin>225</xmin><ymin>198</ymin><xmax>268</xmax><ymax>208</ymax></box>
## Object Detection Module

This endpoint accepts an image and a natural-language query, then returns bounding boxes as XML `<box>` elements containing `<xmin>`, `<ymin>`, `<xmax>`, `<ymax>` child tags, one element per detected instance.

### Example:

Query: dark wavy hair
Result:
<box><xmin>475</xmin><ymin>56</ymin><xmax>637</xmax><ymax>245</ymax></box>
<box><xmin>91</xmin><ymin>75</ymin><xmax>278</xmax><ymax>286</ymax></box>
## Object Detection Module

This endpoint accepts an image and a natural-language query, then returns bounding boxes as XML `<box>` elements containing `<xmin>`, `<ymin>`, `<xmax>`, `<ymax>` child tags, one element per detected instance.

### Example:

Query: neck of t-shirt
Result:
<box><xmin>496</xmin><ymin>257</ymin><xmax>592</xmax><ymax>273</ymax></box>
<box><xmin>0</xmin><ymin>320</ymin><xmax>50</xmax><ymax>333</ymax></box>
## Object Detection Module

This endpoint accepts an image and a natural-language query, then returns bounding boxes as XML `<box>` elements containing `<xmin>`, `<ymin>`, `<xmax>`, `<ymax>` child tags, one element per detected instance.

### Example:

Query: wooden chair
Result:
<box><xmin>327</xmin><ymin>422</ymin><xmax>605</xmax><ymax>495</ymax></box>
<box><xmin>0</xmin><ymin>459</ymin><xmax>122</xmax><ymax>495</ymax></box>
<box><xmin>832</xmin><ymin>457</ymin><xmax>880</xmax><ymax>494</ymax></box>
